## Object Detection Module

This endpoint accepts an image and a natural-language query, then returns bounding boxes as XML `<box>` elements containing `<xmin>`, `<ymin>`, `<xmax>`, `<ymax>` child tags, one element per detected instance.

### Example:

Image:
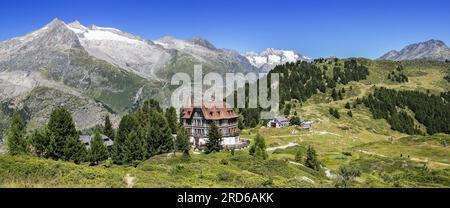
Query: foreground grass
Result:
<box><xmin>0</xmin><ymin>151</ymin><xmax>329</xmax><ymax>188</ymax></box>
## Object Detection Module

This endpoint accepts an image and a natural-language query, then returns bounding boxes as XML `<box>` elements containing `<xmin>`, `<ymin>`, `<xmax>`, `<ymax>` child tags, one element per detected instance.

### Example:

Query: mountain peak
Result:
<box><xmin>189</xmin><ymin>36</ymin><xmax>217</xmax><ymax>50</ymax></box>
<box><xmin>425</xmin><ymin>39</ymin><xmax>445</xmax><ymax>44</ymax></box>
<box><xmin>47</xmin><ymin>18</ymin><xmax>65</xmax><ymax>27</ymax></box>
<box><xmin>379</xmin><ymin>39</ymin><xmax>450</xmax><ymax>61</ymax></box>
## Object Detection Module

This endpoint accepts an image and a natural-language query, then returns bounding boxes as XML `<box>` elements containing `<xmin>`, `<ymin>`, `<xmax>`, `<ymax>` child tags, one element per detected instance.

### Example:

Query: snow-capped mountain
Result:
<box><xmin>66</xmin><ymin>21</ymin><xmax>172</xmax><ymax>80</ymax></box>
<box><xmin>378</xmin><ymin>39</ymin><xmax>450</xmax><ymax>61</ymax></box>
<box><xmin>0</xmin><ymin>18</ymin><xmax>257</xmax><ymax>132</ymax></box>
<box><xmin>243</xmin><ymin>48</ymin><xmax>310</xmax><ymax>72</ymax></box>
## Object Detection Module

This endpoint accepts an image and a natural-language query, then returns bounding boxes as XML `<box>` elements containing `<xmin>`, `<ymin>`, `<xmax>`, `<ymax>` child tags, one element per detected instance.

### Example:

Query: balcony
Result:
<box><xmin>184</xmin><ymin>123</ymin><xmax>238</xmax><ymax>128</ymax></box>
<box><xmin>188</xmin><ymin>132</ymin><xmax>240</xmax><ymax>138</ymax></box>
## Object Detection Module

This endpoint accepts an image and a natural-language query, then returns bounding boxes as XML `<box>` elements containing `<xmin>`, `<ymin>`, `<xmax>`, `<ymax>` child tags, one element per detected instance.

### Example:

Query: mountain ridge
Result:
<box><xmin>0</xmin><ymin>19</ymin><xmax>257</xmax><ymax>132</ymax></box>
<box><xmin>378</xmin><ymin>39</ymin><xmax>450</xmax><ymax>61</ymax></box>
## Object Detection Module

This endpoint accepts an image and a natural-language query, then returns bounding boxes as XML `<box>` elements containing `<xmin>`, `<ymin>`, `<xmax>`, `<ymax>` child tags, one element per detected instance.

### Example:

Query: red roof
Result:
<box><xmin>181</xmin><ymin>101</ymin><xmax>238</xmax><ymax>120</ymax></box>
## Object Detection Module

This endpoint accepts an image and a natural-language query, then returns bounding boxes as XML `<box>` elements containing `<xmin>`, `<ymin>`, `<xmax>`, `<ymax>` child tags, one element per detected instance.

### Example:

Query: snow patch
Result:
<box><xmin>83</xmin><ymin>30</ymin><xmax>141</xmax><ymax>44</ymax></box>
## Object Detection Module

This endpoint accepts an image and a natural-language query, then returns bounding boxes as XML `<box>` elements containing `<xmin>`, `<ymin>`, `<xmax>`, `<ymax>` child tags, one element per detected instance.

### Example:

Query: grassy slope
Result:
<box><xmin>0</xmin><ymin>59</ymin><xmax>449</xmax><ymax>188</ymax></box>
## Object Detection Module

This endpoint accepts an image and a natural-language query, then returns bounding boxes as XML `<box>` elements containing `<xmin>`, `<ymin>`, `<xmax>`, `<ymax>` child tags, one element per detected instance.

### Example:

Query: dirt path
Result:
<box><xmin>267</xmin><ymin>142</ymin><xmax>298</xmax><ymax>151</ymax></box>
<box><xmin>125</xmin><ymin>174</ymin><xmax>135</xmax><ymax>188</ymax></box>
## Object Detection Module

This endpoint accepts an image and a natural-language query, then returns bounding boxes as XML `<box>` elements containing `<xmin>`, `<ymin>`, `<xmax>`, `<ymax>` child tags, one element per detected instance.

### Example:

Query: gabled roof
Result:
<box><xmin>271</xmin><ymin>117</ymin><xmax>290</xmax><ymax>123</ymax></box>
<box><xmin>181</xmin><ymin>101</ymin><xmax>238</xmax><ymax>120</ymax></box>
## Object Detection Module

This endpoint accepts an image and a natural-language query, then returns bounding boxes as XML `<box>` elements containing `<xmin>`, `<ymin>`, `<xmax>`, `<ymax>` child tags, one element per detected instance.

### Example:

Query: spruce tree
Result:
<box><xmin>112</xmin><ymin>114</ymin><xmax>137</xmax><ymax>164</ymax></box>
<box><xmin>165</xmin><ymin>106</ymin><xmax>178</xmax><ymax>134</ymax></box>
<box><xmin>146</xmin><ymin>110</ymin><xmax>174</xmax><ymax>156</ymax></box>
<box><xmin>205</xmin><ymin>121</ymin><xmax>222</xmax><ymax>154</ymax></box>
<box><xmin>305</xmin><ymin>146</ymin><xmax>321</xmax><ymax>171</ymax></box>
<box><xmin>89</xmin><ymin>130</ymin><xmax>109</xmax><ymax>165</ymax></box>
<box><xmin>6</xmin><ymin>112</ymin><xmax>27</xmax><ymax>155</ymax></box>
<box><xmin>46</xmin><ymin>108</ymin><xmax>85</xmax><ymax>162</ymax></box>
<box><xmin>103</xmin><ymin>114</ymin><xmax>115</xmax><ymax>141</ymax></box>
<box><xmin>148</xmin><ymin>99</ymin><xmax>163</xmax><ymax>113</ymax></box>
<box><xmin>175</xmin><ymin>126</ymin><xmax>190</xmax><ymax>156</ymax></box>
<box><xmin>124</xmin><ymin>130</ymin><xmax>147</xmax><ymax>165</ymax></box>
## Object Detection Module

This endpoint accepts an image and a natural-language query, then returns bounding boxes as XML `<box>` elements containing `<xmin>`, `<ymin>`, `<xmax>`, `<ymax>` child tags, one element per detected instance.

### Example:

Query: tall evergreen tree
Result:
<box><xmin>103</xmin><ymin>114</ymin><xmax>115</xmax><ymax>141</ymax></box>
<box><xmin>6</xmin><ymin>112</ymin><xmax>27</xmax><ymax>155</ymax></box>
<box><xmin>146</xmin><ymin>110</ymin><xmax>174</xmax><ymax>156</ymax></box>
<box><xmin>112</xmin><ymin>114</ymin><xmax>138</xmax><ymax>164</ymax></box>
<box><xmin>46</xmin><ymin>108</ymin><xmax>85</xmax><ymax>162</ymax></box>
<box><xmin>89</xmin><ymin>130</ymin><xmax>109</xmax><ymax>165</ymax></box>
<box><xmin>148</xmin><ymin>99</ymin><xmax>163</xmax><ymax>113</ymax></box>
<box><xmin>165</xmin><ymin>106</ymin><xmax>178</xmax><ymax>134</ymax></box>
<box><xmin>175</xmin><ymin>126</ymin><xmax>190</xmax><ymax>156</ymax></box>
<box><xmin>205</xmin><ymin>121</ymin><xmax>222</xmax><ymax>154</ymax></box>
<box><xmin>305</xmin><ymin>146</ymin><xmax>321</xmax><ymax>171</ymax></box>
<box><xmin>137</xmin><ymin>100</ymin><xmax>151</xmax><ymax>128</ymax></box>
<box><xmin>238</xmin><ymin>114</ymin><xmax>245</xmax><ymax>130</ymax></box>
<box><xmin>124</xmin><ymin>130</ymin><xmax>147</xmax><ymax>165</ymax></box>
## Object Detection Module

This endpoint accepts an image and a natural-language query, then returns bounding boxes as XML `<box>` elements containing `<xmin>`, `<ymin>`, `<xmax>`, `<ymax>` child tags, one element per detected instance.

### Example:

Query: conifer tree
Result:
<box><xmin>137</xmin><ymin>100</ymin><xmax>151</xmax><ymax>128</ymax></box>
<box><xmin>112</xmin><ymin>114</ymin><xmax>137</xmax><ymax>164</ymax></box>
<box><xmin>305</xmin><ymin>146</ymin><xmax>321</xmax><ymax>171</ymax></box>
<box><xmin>165</xmin><ymin>106</ymin><xmax>178</xmax><ymax>134</ymax></box>
<box><xmin>205</xmin><ymin>121</ymin><xmax>222</xmax><ymax>154</ymax></box>
<box><xmin>148</xmin><ymin>99</ymin><xmax>163</xmax><ymax>113</ymax></box>
<box><xmin>103</xmin><ymin>114</ymin><xmax>115</xmax><ymax>141</ymax></box>
<box><xmin>6</xmin><ymin>112</ymin><xmax>27</xmax><ymax>155</ymax></box>
<box><xmin>89</xmin><ymin>130</ymin><xmax>109</xmax><ymax>165</ymax></box>
<box><xmin>46</xmin><ymin>108</ymin><xmax>85</xmax><ymax>162</ymax></box>
<box><xmin>175</xmin><ymin>126</ymin><xmax>190</xmax><ymax>156</ymax></box>
<box><xmin>146</xmin><ymin>110</ymin><xmax>174</xmax><ymax>156</ymax></box>
<box><xmin>238</xmin><ymin>114</ymin><xmax>245</xmax><ymax>130</ymax></box>
<box><xmin>124</xmin><ymin>130</ymin><xmax>147</xmax><ymax>165</ymax></box>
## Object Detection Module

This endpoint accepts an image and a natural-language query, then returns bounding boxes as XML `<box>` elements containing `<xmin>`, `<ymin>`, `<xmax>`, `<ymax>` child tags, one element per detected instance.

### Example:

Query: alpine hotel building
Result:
<box><xmin>181</xmin><ymin>102</ymin><xmax>241</xmax><ymax>149</ymax></box>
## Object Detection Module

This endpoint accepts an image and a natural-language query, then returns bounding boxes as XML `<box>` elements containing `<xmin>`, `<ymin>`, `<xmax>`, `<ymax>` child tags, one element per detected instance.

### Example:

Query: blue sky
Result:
<box><xmin>0</xmin><ymin>0</ymin><xmax>449</xmax><ymax>58</ymax></box>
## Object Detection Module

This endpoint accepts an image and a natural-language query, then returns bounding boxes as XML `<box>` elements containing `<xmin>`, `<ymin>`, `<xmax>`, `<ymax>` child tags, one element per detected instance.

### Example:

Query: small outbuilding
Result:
<box><xmin>300</xmin><ymin>121</ymin><xmax>314</xmax><ymax>130</ymax></box>
<box><xmin>267</xmin><ymin>117</ymin><xmax>291</xmax><ymax>128</ymax></box>
<box><xmin>80</xmin><ymin>134</ymin><xmax>113</xmax><ymax>149</ymax></box>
